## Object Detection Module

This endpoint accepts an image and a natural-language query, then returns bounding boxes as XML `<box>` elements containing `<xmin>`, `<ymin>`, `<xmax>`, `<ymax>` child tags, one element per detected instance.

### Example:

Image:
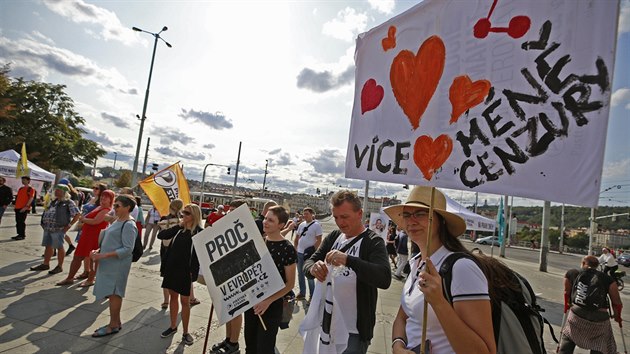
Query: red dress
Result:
<box><xmin>75</xmin><ymin>207</ymin><xmax>111</xmax><ymax>257</ymax></box>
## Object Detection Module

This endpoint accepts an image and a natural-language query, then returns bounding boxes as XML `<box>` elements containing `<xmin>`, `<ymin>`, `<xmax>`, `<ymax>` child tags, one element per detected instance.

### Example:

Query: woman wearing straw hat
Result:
<box><xmin>384</xmin><ymin>186</ymin><xmax>495</xmax><ymax>354</ymax></box>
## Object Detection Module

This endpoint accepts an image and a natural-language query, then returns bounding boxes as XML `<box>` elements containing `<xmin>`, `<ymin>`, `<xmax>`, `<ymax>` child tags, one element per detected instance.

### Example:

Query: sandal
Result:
<box><xmin>161</xmin><ymin>302</ymin><xmax>168</xmax><ymax>309</ymax></box>
<box><xmin>190</xmin><ymin>298</ymin><xmax>201</xmax><ymax>306</ymax></box>
<box><xmin>78</xmin><ymin>281</ymin><xmax>95</xmax><ymax>287</ymax></box>
<box><xmin>92</xmin><ymin>325</ymin><xmax>120</xmax><ymax>338</ymax></box>
<box><xmin>75</xmin><ymin>272</ymin><xmax>89</xmax><ymax>280</ymax></box>
<box><xmin>55</xmin><ymin>279</ymin><xmax>74</xmax><ymax>286</ymax></box>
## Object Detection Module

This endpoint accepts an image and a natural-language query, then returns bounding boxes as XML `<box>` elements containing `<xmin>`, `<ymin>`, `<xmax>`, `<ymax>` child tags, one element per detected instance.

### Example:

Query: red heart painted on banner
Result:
<box><xmin>381</xmin><ymin>26</ymin><xmax>397</xmax><ymax>51</ymax></box>
<box><xmin>449</xmin><ymin>75</ymin><xmax>491</xmax><ymax>124</ymax></box>
<box><xmin>390</xmin><ymin>35</ymin><xmax>445</xmax><ymax>130</ymax></box>
<box><xmin>413</xmin><ymin>134</ymin><xmax>453</xmax><ymax>181</ymax></box>
<box><xmin>361</xmin><ymin>78</ymin><xmax>384</xmax><ymax>114</ymax></box>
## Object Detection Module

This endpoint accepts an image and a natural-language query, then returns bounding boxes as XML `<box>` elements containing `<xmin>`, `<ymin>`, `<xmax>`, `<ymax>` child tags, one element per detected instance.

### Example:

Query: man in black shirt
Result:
<box><xmin>0</xmin><ymin>177</ymin><xmax>13</xmax><ymax>225</ymax></box>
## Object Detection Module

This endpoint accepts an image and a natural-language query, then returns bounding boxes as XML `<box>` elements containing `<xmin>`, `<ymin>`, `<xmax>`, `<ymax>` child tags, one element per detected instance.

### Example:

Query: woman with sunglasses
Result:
<box><xmin>90</xmin><ymin>194</ymin><xmax>138</xmax><ymax>338</ymax></box>
<box><xmin>384</xmin><ymin>186</ymin><xmax>495</xmax><ymax>354</ymax></box>
<box><xmin>56</xmin><ymin>189</ymin><xmax>115</xmax><ymax>287</ymax></box>
<box><xmin>157</xmin><ymin>203</ymin><xmax>202</xmax><ymax>346</ymax></box>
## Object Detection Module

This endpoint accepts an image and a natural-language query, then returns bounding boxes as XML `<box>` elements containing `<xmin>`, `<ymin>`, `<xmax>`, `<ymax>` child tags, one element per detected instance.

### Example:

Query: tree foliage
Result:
<box><xmin>115</xmin><ymin>171</ymin><xmax>132</xmax><ymax>188</ymax></box>
<box><xmin>0</xmin><ymin>67</ymin><xmax>105</xmax><ymax>175</ymax></box>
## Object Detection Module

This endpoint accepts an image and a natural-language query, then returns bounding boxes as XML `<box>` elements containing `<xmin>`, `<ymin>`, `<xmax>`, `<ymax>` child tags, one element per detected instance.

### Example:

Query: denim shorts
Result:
<box><xmin>42</xmin><ymin>230</ymin><xmax>65</xmax><ymax>249</ymax></box>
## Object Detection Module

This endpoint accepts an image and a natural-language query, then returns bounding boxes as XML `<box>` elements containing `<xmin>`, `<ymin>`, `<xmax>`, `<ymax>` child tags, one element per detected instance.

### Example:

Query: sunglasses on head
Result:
<box><xmin>182</xmin><ymin>210</ymin><xmax>191</xmax><ymax>216</ymax></box>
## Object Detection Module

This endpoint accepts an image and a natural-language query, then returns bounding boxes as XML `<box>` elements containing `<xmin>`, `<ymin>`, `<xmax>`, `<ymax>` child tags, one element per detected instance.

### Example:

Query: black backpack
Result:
<box><xmin>439</xmin><ymin>252</ymin><xmax>558</xmax><ymax>354</ymax></box>
<box><xmin>571</xmin><ymin>269</ymin><xmax>609</xmax><ymax>311</ymax></box>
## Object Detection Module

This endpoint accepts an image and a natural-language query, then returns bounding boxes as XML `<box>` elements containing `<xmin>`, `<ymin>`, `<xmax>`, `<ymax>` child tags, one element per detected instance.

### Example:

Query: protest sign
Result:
<box><xmin>369</xmin><ymin>212</ymin><xmax>390</xmax><ymax>240</ymax></box>
<box><xmin>192</xmin><ymin>204</ymin><xmax>285</xmax><ymax>325</ymax></box>
<box><xmin>345</xmin><ymin>0</ymin><xmax>619</xmax><ymax>207</ymax></box>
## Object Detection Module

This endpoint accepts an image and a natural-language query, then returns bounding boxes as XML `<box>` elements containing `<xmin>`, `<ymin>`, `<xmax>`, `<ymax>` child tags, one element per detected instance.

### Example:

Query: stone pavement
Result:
<box><xmin>1</xmin><ymin>211</ymin><xmax>628</xmax><ymax>353</ymax></box>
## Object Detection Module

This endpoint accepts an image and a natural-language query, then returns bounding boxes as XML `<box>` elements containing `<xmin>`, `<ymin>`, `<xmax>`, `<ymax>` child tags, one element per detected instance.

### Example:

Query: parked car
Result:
<box><xmin>618</xmin><ymin>253</ymin><xmax>630</xmax><ymax>267</ymax></box>
<box><xmin>474</xmin><ymin>236</ymin><xmax>500</xmax><ymax>246</ymax></box>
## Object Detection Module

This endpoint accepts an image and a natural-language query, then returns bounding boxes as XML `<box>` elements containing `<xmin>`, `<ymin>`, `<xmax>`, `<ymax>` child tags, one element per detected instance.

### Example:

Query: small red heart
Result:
<box><xmin>382</xmin><ymin>26</ymin><xmax>397</xmax><ymax>51</ymax></box>
<box><xmin>361</xmin><ymin>78</ymin><xmax>384</xmax><ymax>114</ymax></box>
<box><xmin>449</xmin><ymin>75</ymin><xmax>491</xmax><ymax>124</ymax></box>
<box><xmin>413</xmin><ymin>134</ymin><xmax>453</xmax><ymax>181</ymax></box>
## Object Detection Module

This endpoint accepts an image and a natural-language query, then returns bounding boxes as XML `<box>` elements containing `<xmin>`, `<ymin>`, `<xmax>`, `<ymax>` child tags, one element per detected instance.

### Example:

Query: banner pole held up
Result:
<box><xmin>420</xmin><ymin>187</ymin><xmax>436</xmax><ymax>354</ymax></box>
<box><xmin>258</xmin><ymin>314</ymin><xmax>267</xmax><ymax>331</ymax></box>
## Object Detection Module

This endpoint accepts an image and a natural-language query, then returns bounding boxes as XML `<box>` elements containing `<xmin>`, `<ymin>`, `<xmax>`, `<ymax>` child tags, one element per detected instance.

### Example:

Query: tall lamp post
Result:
<box><xmin>130</xmin><ymin>25</ymin><xmax>172</xmax><ymax>188</ymax></box>
<box><xmin>262</xmin><ymin>159</ymin><xmax>269</xmax><ymax>193</ymax></box>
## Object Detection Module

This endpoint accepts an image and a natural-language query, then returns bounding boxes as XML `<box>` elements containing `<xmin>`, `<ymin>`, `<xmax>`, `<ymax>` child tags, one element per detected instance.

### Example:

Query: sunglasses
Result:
<box><xmin>182</xmin><ymin>210</ymin><xmax>191</xmax><ymax>216</ymax></box>
<box><xmin>401</xmin><ymin>210</ymin><xmax>428</xmax><ymax>220</ymax></box>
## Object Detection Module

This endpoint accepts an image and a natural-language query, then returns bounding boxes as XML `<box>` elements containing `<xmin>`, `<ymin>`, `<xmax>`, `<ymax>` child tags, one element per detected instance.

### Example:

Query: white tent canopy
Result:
<box><xmin>0</xmin><ymin>149</ymin><xmax>55</xmax><ymax>182</ymax></box>
<box><xmin>445</xmin><ymin>194</ymin><xmax>496</xmax><ymax>232</ymax></box>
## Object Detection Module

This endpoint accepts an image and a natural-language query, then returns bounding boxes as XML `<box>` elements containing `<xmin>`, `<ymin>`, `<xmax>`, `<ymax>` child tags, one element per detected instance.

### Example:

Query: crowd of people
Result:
<box><xmin>4</xmin><ymin>178</ymin><xmax>625</xmax><ymax>353</ymax></box>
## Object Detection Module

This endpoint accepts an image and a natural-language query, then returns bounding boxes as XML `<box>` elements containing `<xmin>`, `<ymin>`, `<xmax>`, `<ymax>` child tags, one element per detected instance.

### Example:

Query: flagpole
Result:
<box><xmin>420</xmin><ymin>187</ymin><xmax>436</xmax><ymax>354</ymax></box>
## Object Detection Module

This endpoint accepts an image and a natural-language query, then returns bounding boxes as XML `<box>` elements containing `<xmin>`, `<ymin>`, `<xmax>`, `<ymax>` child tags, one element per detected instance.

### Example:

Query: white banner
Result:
<box><xmin>345</xmin><ymin>0</ymin><xmax>619</xmax><ymax>208</ymax></box>
<box><xmin>192</xmin><ymin>204</ymin><xmax>285</xmax><ymax>325</ymax></box>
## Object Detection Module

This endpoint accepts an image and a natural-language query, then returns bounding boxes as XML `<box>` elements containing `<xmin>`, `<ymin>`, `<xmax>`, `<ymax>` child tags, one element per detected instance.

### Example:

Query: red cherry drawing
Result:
<box><xmin>507</xmin><ymin>16</ymin><xmax>531</xmax><ymax>38</ymax></box>
<box><xmin>474</xmin><ymin>18</ymin><xmax>491</xmax><ymax>39</ymax></box>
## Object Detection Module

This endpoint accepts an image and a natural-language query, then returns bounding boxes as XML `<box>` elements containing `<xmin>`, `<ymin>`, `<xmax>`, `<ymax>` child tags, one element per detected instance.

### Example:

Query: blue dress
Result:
<box><xmin>93</xmin><ymin>219</ymin><xmax>137</xmax><ymax>299</ymax></box>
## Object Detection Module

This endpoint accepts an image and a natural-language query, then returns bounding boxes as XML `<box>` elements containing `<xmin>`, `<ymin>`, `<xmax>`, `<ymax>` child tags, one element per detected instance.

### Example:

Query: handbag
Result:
<box><xmin>279</xmin><ymin>292</ymin><xmax>296</xmax><ymax>329</ymax></box>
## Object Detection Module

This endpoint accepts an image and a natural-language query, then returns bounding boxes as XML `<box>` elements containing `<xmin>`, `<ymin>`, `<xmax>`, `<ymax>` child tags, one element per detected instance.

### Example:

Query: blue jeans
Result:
<box><xmin>297</xmin><ymin>252</ymin><xmax>314</xmax><ymax>298</ymax></box>
<box><xmin>342</xmin><ymin>333</ymin><xmax>370</xmax><ymax>354</ymax></box>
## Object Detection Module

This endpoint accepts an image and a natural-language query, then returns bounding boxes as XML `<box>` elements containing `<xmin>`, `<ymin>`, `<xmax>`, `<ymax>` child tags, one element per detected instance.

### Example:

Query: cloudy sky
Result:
<box><xmin>1</xmin><ymin>0</ymin><xmax>629</xmax><ymax>207</ymax></box>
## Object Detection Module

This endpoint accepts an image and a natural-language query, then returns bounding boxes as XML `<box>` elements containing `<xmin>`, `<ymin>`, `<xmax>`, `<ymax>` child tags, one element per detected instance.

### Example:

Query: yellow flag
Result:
<box><xmin>16</xmin><ymin>143</ymin><xmax>30</xmax><ymax>178</ymax></box>
<box><xmin>139</xmin><ymin>162</ymin><xmax>191</xmax><ymax>216</ymax></box>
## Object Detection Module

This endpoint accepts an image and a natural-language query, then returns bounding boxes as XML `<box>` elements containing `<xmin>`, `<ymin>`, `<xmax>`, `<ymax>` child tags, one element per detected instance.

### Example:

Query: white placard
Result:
<box><xmin>346</xmin><ymin>0</ymin><xmax>619</xmax><ymax>207</ymax></box>
<box><xmin>192</xmin><ymin>204</ymin><xmax>285</xmax><ymax>325</ymax></box>
<box><xmin>369</xmin><ymin>212</ymin><xmax>390</xmax><ymax>240</ymax></box>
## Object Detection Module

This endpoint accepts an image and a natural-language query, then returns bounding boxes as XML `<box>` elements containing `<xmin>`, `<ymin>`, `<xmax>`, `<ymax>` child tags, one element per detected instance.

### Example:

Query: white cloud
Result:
<box><xmin>603</xmin><ymin>158</ymin><xmax>630</xmax><ymax>179</ymax></box>
<box><xmin>42</xmin><ymin>0</ymin><xmax>145</xmax><ymax>46</ymax></box>
<box><xmin>368</xmin><ymin>0</ymin><xmax>395</xmax><ymax>14</ymax></box>
<box><xmin>611</xmin><ymin>88</ymin><xmax>630</xmax><ymax>109</ymax></box>
<box><xmin>322</xmin><ymin>7</ymin><xmax>368</xmax><ymax>42</ymax></box>
<box><xmin>178</xmin><ymin>109</ymin><xmax>233</xmax><ymax>130</ymax></box>
<box><xmin>0</xmin><ymin>36</ymin><xmax>136</xmax><ymax>93</ymax></box>
<box><xmin>620</xmin><ymin>0</ymin><xmax>630</xmax><ymax>34</ymax></box>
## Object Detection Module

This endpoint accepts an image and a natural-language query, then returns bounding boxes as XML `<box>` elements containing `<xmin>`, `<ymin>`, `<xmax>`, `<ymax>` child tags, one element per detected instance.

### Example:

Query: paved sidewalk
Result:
<box><xmin>1</xmin><ymin>212</ymin><xmax>628</xmax><ymax>353</ymax></box>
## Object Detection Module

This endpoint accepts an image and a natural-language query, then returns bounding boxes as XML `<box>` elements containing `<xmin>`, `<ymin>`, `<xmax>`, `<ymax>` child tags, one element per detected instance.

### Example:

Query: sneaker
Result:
<box><xmin>211</xmin><ymin>339</ymin><xmax>227</xmax><ymax>351</ymax></box>
<box><xmin>182</xmin><ymin>333</ymin><xmax>194</xmax><ymax>346</ymax></box>
<box><xmin>48</xmin><ymin>266</ymin><xmax>63</xmax><ymax>275</ymax></box>
<box><xmin>30</xmin><ymin>264</ymin><xmax>50</xmax><ymax>271</ymax></box>
<box><xmin>161</xmin><ymin>327</ymin><xmax>177</xmax><ymax>338</ymax></box>
<box><xmin>11</xmin><ymin>235</ymin><xmax>25</xmax><ymax>240</ymax></box>
<box><xmin>222</xmin><ymin>342</ymin><xmax>239</xmax><ymax>354</ymax></box>
<box><xmin>295</xmin><ymin>294</ymin><xmax>306</xmax><ymax>300</ymax></box>
<box><xmin>66</xmin><ymin>244</ymin><xmax>76</xmax><ymax>256</ymax></box>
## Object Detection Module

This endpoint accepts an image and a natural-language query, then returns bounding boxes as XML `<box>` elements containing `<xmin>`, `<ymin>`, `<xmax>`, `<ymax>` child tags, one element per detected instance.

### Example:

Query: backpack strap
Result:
<box><xmin>439</xmin><ymin>252</ymin><xmax>480</xmax><ymax>303</ymax></box>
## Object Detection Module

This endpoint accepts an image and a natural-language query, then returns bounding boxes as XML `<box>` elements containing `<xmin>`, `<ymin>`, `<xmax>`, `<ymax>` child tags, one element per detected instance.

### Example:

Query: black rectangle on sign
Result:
<box><xmin>210</xmin><ymin>239</ymin><xmax>261</xmax><ymax>285</ymax></box>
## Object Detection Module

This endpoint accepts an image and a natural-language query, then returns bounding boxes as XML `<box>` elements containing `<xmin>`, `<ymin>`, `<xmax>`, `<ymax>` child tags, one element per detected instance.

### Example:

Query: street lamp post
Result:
<box><xmin>130</xmin><ymin>26</ymin><xmax>172</xmax><ymax>188</ymax></box>
<box><xmin>113</xmin><ymin>152</ymin><xmax>118</xmax><ymax>170</ymax></box>
<box><xmin>262</xmin><ymin>159</ymin><xmax>268</xmax><ymax>193</ymax></box>
<box><xmin>588</xmin><ymin>184</ymin><xmax>622</xmax><ymax>255</ymax></box>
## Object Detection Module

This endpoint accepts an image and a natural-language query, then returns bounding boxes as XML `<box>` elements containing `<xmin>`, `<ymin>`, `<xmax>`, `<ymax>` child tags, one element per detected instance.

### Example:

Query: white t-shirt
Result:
<box><xmin>599</xmin><ymin>253</ymin><xmax>618</xmax><ymax>267</ymax></box>
<box><xmin>296</xmin><ymin>220</ymin><xmax>323</xmax><ymax>253</ymax></box>
<box><xmin>401</xmin><ymin>246</ymin><xmax>489</xmax><ymax>354</ymax></box>
<box><xmin>331</xmin><ymin>232</ymin><xmax>365</xmax><ymax>335</ymax></box>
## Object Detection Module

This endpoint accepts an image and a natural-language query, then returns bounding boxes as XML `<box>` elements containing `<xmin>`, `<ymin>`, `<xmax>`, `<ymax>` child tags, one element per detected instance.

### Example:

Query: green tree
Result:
<box><xmin>115</xmin><ymin>171</ymin><xmax>132</xmax><ymax>188</ymax></box>
<box><xmin>565</xmin><ymin>232</ymin><xmax>589</xmax><ymax>249</ymax></box>
<box><xmin>0</xmin><ymin>69</ymin><xmax>105</xmax><ymax>175</ymax></box>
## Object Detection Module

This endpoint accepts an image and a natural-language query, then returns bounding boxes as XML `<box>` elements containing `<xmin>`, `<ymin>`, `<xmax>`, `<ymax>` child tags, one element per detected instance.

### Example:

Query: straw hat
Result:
<box><xmin>383</xmin><ymin>186</ymin><xmax>466</xmax><ymax>237</ymax></box>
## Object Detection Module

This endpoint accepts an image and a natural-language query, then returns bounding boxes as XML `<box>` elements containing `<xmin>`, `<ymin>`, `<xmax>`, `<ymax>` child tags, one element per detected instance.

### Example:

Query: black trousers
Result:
<box><xmin>244</xmin><ymin>298</ymin><xmax>283</xmax><ymax>354</ymax></box>
<box><xmin>15</xmin><ymin>210</ymin><xmax>27</xmax><ymax>237</ymax></box>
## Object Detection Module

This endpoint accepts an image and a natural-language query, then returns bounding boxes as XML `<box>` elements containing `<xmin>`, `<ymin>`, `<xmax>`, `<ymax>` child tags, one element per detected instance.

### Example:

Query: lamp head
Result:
<box><xmin>162</xmin><ymin>26</ymin><xmax>168</xmax><ymax>32</ymax></box>
<box><xmin>132</xmin><ymin>27</ymin><xmax>142</xmax><ymax>32</ymax></box>
<box><xmin>165</xmin><ymin>41</ymin><xmax>172</xmax><ymax>48</ymax></box>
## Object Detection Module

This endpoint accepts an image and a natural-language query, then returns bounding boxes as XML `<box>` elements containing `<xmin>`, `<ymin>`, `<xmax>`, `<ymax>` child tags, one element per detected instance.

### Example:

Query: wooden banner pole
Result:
<box><xmin>202</xmin><ymin>304</ymin><xmax>214</xmax><ymax>354</ymax></box>
<box><xmin>420</xmin><ymin>187</ymin><xmax>436</xmax><ymax>354</ymax></box>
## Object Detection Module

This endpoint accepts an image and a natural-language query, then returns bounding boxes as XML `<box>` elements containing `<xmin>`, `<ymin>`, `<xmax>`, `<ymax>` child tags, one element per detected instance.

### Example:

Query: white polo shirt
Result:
<box><xmin>401</xmin><ymin>246</ymin><xmax>489</xmax><ymax>354</ymax></box>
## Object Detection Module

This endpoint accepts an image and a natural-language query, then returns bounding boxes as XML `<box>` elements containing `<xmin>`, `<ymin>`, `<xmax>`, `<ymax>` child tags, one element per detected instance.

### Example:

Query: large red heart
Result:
<box><xmin>413</xmin><ymin>134</ymin><xmax>453</xmax><ymax>181</ymax></box>
<box><xmin>390</xmin><ymin>36</ymin><xmax>445</xmax><ymax>130</ymax></box>
<box><xmin>449</xmin><ymin>75</ymin><xmax>491</xmax><ymax>124</ymax></box>
<box><xmin>361</xmin><ymin>79</ymin><xmax>384</xmax><ymax>114</ymax></box>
